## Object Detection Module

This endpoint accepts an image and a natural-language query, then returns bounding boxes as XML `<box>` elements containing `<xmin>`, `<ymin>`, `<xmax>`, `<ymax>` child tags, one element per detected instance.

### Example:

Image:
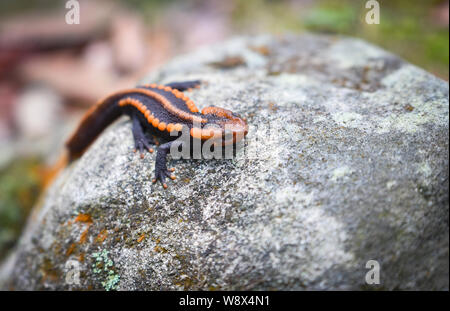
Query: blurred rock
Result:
<box><xmin>83</xmin><ymin>41</ymin><xmax>115</xmax><ymax>73</ymax></box>
<box><xmin>17</xmin><ymin>51</ymin><xmax>134</xmax><ymax>105</ymax></box>
<box><xmin>111</xmin><ymin>13</ymin><xmax>147</xmax><ymax>74</ymax></box>
<box><xmin>0</xmin><ymin>1</ymin><xmax>145</xmax><ymax>105</ymax></box>
<box><xmin>0</xmin><ymin>34</ymin><xmax>448</xmax><ymax>290</ymax></box>
<box><xmin>0</xmin><ymin>1</ymin><xmax>113</xmax><ymax>52</ymax></box>
<box><xmin>10</xmin><ymin>85</ymin><xmax>72</xmax><ymax>163</ymax></box>
<box><xmin>14</xmin><ymin>85</ymin><xmax>63</xmax><ymax>140</ymax></box>
<box><xmin>166</xmin><ymin>1</ymin><xmax>231</xmax><ymax>51</ymax></box>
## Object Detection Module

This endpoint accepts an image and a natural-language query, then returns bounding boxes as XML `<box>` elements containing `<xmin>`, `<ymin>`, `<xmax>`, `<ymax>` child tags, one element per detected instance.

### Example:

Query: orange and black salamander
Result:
<box><xmin>65</xmin><ymin>80</ymin><xmax>248</xmax><ymax>188</ymax></box>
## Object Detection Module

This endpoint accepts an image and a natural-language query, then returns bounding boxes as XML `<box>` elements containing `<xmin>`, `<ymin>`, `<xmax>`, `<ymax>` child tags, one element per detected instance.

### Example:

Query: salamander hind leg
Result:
<box><xmin>152</xmin><ymin>141</ymin><xmax>177</xmax><ymax>189</ymax></box>
<box><xmin>131</xmin><ymin>112</ymin><xmax>157</xmax><ymax>158</ymax></box>
<box><xmin>165</xmin><ymin>80</ymin><xmax>201</xmax><ymax>92</ymax></box>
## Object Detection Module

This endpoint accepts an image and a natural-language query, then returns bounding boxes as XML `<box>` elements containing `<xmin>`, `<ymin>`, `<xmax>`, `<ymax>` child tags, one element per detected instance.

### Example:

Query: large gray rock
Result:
<box><xmin>0</xmin><ymin>34</ymin><xmax>448</xmax><ymax>290</ymax></box>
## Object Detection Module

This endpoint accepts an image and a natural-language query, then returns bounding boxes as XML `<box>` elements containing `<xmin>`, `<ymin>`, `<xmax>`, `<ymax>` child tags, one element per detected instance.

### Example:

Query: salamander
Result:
<box><xmin>65</xmin><ymin>80</ymin><xmax>248</xmax><ymax>188</ymax></box>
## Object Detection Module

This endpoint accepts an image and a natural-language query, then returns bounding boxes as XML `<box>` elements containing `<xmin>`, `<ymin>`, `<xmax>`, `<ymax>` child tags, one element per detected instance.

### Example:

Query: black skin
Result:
<box><xmin>130</xmin><ymin>80</ymin><xmax>201</xmax><ymax>187</ymax></box>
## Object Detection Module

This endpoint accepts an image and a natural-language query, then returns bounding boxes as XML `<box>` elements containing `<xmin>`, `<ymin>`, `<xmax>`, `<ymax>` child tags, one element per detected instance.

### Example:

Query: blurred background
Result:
<box><xmin>0</xmin><ymin>0</ymin><xmax>448</xmax><ymax>260</ymax></box>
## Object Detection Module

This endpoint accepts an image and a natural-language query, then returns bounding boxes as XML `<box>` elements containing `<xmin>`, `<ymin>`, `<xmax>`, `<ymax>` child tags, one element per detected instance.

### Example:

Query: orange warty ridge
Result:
<box><xmin>158</xmin><ymin>122</ymin><xmax>166</xmax><ymax>131</ymax></box>
<box><xmin>143</xmin><ymin>83</ymin><xmax>201</xmax><ymax>114</ymax></box>
<box><xmin>136</xmin><ymin>87</ymin><xmax>205</xmax><ymax>122</ymax></box>
<box><xmin>152</xmin><ymin>118</ymin><xmax>159</xmax><ymax>127</ymax></box>
<box><xmin>118</xmin><ymin>92</ymin><xmax>197</xmax><ymax>133</ymax></box>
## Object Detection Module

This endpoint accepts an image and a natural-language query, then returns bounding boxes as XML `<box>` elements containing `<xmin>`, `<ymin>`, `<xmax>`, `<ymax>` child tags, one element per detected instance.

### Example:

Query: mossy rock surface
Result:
<box><xmin>0</xmin><ymin>34</ymin><xmax>448</xmax><ymax>290</ymax></box>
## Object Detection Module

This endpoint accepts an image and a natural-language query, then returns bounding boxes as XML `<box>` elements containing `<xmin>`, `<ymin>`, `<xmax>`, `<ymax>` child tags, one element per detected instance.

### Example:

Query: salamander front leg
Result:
<box><xmin>165</xmin><ymin>80</ymin><xmax>201</xmax><ymax>92</ymax></box>
<box><xmin>131</xmin><ymin>112</ymin><xmax>156</xmax><ymax>158</ymax></box>
<box><xmin>152</xmin><ymin>141</ymin><xmax>177</xmax><ymax>189</ymax></box>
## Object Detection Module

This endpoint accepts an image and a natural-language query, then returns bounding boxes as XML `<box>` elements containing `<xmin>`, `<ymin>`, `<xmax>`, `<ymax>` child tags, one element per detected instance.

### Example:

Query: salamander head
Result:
<box><xmin>190</xmin><ymin>107</ymin><xmax>248</xmax><ymax>145</ymax></box>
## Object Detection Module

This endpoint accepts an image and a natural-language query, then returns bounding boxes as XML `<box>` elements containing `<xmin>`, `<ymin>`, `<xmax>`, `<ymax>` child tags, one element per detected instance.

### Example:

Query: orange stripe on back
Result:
<box><xmin>121</xmin><ymin>87</ymin><xmax>205</xmax><ymax>123</ymax></box>
<box><xmin>143</xmin><ymin>84</ymin><xmax>200</xmax><ymax>114</ymax></box>
<box><xmin>119</xmin><ymin>98</ymin><xmax>184</xmax><ymax>133</ymax></box>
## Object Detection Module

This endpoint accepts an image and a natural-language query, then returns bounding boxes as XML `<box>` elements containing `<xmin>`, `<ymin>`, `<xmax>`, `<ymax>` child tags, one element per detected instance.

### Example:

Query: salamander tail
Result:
<box><xmin>66</xmin><ymin>95</ymin><xmax>123</xmax><ymax>160</ymax></box>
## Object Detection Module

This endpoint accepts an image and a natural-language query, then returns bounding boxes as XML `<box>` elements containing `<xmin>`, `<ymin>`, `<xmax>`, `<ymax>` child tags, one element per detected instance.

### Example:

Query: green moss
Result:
<box><xmin>303</xmin><ymin>6</ymin><xmax>357</xmax><ymax>33</ymax></box>
<box><xmin>0</xmin><ymin>157</ymin><xmax>41</xmax><ymax>260</ymax></box>
<box><xmin>424</xmin><ymin>31</ymin><xmax>449</xmax><ymax>66</ymax></box>
<box><xmin>230</xmin><ymin>0</ymin><xmax>449</xmax><ymax>79</ymax></box>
